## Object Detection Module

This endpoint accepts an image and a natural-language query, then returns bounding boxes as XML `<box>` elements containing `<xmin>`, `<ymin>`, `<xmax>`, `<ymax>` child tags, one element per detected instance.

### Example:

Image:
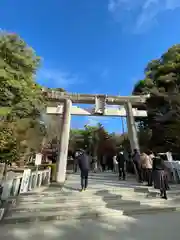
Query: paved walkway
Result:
<box><xmin>63</xmin><ymin>172</ymin><xmax>143</xmax><ymax>192</ymax></box>
<box><xmin>1</xmin><ymin>172</ymin><xmax>180</xmax><ymax>239</ymax></box>
<box><xmin>67</xmin><ymin>172</ymin><xmax>142</xmax><ymax>187</ymax></box>
<box><xmin>1</xmin><ymin>208</ymin><xmax>180</xmax><ymax>240</ymax></box>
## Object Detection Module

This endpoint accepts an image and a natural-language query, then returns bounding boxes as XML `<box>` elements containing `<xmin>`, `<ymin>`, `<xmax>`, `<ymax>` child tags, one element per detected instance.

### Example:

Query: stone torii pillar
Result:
<box><xmin>125</xmin><ymin>101</ymin><xmax>140</xmax><ymax>152</ymax></box>
<box><xmin>56</xmin><ymin>99</ymin><xmax>72</xmax><ymax>184</ymax></box>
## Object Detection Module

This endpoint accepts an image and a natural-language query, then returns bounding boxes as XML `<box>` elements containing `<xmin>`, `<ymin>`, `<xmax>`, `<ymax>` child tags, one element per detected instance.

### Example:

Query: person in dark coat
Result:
<box><xmin>101</xmin><ymin>155</ymin><xmax>106</xmax><ymax>172</ymax></box>
<box><xmin>132</xmin><ymin>149</ymin><xmax>142</xmax><ymax>182</ymax></box>
<box><xmin>75</xmin><ymin>149</ymin><xmax>90</xmax><ymax>191</ymax></box>
<box><xmin>72</xmin><ymin>151</ymin><xmax>78</xmax><ymax>173</ymax></box>
<box><xmin>116</xmin><ymin>151</ymin><xmax>126</xmax><ymax>180</ymax></box>
<box><xmin>153</xmin><ymin>155</ymin><xmax>168</xmax><ymax>199</ymax></box>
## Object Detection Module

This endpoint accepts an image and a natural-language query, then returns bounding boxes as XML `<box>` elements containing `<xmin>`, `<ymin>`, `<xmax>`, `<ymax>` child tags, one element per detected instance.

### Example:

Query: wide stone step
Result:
<box><xmin>21</xmin><ymin>188</ymin><xmax>147</xmax><ymax>196</ymax></box>
<box><xmin>23</xmin><ymin>185</ymin><xmax>153</xmax><ymax>195</ymax></box>
<box><xmin>18</xmin><ymin>195</ymin><xmax>159</xmax><ymax>206</ymax></box>
<box><xmin>168</xmin><ymin>196</ymin><xmax>180</xmax><ymax>204</ymax></box>
<box><xmin>18</xmin><ymin>189</ymin><xmax>155</xmax><ymax>201</ymax></box>
<box><xmin>18</xmin><ymin>194</ymin><xmax>123</xmax><ymax>203</ymax></box>
<box><xmin>17</xmin><ymin>196</ymin><xmax>171</xmax><ymax>211</ymax></box>
<box><xmin>11</xmin><ymin>201</ymin><xmax>140</xmax><ymax>215</ymax></box>
<box><xmin>18</xmin><ymin>193</ymin><xmax>145</xmax><ymax>201</ymax></box>
<box><xmin>165</xmin><ymin>190</ymin><xmax>180</xmax><ymax>196</ymax></box>
<box><xmin>21</xmin><ymin>185</ymin><xmax>174</xmax><ymax>198</ymax></box>
<box><xmin>11</xmin><ymin>199</ymin><xmax>142</xmax><ymax>212</ymax></box>
<box><xmin>2</xmin><ymin>205</ymin><xmax>179</xmax><ymax>224</ymax></box>
<box><xmin>18</xmin><ymin>194</ymin><xmax>161</xmax><ymax>206</ymax></box>
<box><xmin>123</xmin><ymin>206</ymin><xmax>178</xmax><ymax>216</ymax></box>
<box><xmin>18</xmin><ymin>189</ymin><xmax>173</xmax><ymax>204</ymax></box>
<box><xmin>3</xmin><ymin>209</ymin><xmax>105</xmax><ymax>224</ymax></box>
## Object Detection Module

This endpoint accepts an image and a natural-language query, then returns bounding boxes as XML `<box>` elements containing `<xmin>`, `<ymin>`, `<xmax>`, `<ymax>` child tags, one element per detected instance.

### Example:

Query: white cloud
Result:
<box><xmin>165</xmin><ymin>0</ymin><xmax>180</xmax><ymax>10</ymax></box>
<box><xmin>108</xmin><ymin>0</ymin><xmax>180</xmax><ymax>33</ymax></box>
<box><xmin>38</xmin><ymin>68</ymin><xmax>82</xmax><ymax>88</ymax></box>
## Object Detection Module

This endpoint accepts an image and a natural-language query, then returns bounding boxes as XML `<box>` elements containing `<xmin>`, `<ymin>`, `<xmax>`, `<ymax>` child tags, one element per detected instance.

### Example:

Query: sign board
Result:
<box><xmin>35</xmin><ymin>153</ymin><xmax>42</xmax><ymax>166</ymax></box>
<box><xmin>20</xmin><ymin>169</ymin><xmax>31</xmax><ymax>194</ymax></box>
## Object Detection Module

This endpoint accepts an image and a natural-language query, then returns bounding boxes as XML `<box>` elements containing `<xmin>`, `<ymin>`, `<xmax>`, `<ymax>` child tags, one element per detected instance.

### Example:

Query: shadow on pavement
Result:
<box><xmin>1</xmin><ymin>211</ymin><xmax>180</xmax><ymax>240</ymax></box>
<box><xmin>87</xmin><ymin>174</ymin><xmax>144</xmax><ymax>188</ymax></box>
<box><xmin>63</xmin><ymin>186</ymin><xmax>80</xmax><ymax>192</ymax></box>
<box><xmin>94</xmin><ymin>189</ymin><xmax>141</xmax><ymax>212</ymax></box>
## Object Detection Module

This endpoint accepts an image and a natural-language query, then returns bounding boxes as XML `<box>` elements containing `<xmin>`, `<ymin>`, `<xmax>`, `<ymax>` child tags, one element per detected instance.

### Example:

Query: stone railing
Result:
<box><xmin>164</xmin><ymin>161</ymin><xmax>180</xmax><ymax>183</ymax></box>
<box><xmin>0</xmin><ymin>167</ymin><xmax>51</xmax><ymax>220</ymax></box>
<box><xmin>0</xmin><ymin>167</ymin><xmax>51</xmax><ymax>201</ymax></box>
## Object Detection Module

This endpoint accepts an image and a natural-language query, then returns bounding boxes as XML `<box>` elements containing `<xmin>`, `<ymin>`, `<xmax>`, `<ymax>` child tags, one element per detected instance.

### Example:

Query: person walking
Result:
<box><xmin>153</xmin><ymin>155</ymin><xmax>168</xmax><ymax>199</ymax></box>
<box><xmin>101</xmin><ymin>155</ymin><xmax>106</xmax><ymax>172</ymax></box>
<box><xmin>140</xmin><ymin>152</ymin><xmax>147</xmax><ymax>182</ymax></box>
<box><xmin>113</xmin><ymin>155</ymin><xmax>118</xmax><ymax>173</ymax></box>
<box><xmin>132</xmin><ymin>149</ymin><xmax>142</xmax><ymax>183</ymax></box>
<box><xmin>140</xmin><ymin>152</ymin><xmax>153</xmax><ymax>186</ymax></box>
<box><xmin>117</xmin><ymin>151</ymin><xmax>126</xmax><ymax>180</ymax></box>
<box><xmin>92</xmin><ymin>156</ymin><xmax>98</xmax><ymax>173</ymax></box>
<box><xmin>76</xmin><ymin>149</ymin><xmax>90</xmax><ymax>192</ymax></box>
<box><xmin>147</xmin><ymin>151</ymin><xmax>154</xmax><ymax>186</ymax></box>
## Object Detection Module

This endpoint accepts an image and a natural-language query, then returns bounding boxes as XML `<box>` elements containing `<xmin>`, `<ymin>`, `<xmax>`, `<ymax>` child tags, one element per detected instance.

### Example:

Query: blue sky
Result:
<box><xmin>1</xmin><ymin>0</ymin><xmax>180</xmax><ymax>133</ymax></box>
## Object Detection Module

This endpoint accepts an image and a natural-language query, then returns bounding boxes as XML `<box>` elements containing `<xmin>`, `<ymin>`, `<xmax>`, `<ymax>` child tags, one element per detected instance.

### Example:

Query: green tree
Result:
<box><xmin>0</xmin><ymin>124</ymin><xmax>18</xmax><ymax>163</ymax></box>
<box><xmin>0</xmin><ymin>32</ymin><xmax>45</xmax><ymax>165</ymax></box>
<box><xmin>133</xmin><ymin>44</ymin><xmax>180</xmax><ymax>152</ymax></box>
<box><xmin>69</xmin><ymin>129</ymin><xmax>86</xmax><ymax>151</ymax></box>
<box><xmin>69</xmin><ymin>124</ymin><xmax>117</xmax><ymax>159</ymax></box>
<box><xmin>0</xmin><ymin>32</ymin><xmax>43</xmax><ymax>119</ymax></box>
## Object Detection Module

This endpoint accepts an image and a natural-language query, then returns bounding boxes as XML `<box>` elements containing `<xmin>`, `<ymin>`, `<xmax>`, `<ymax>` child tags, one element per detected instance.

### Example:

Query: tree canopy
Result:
<box><xmin>0</xmin><ymin>32</ymin><xmax>46</xmax><ymax>165</ymax></box>
<box><xmin>0</xmin><ymin>32</ymin><xmax>43</xmax><ymax>119</ymax></box>
<box><xmin>68</xmin><ymin>124</ymin><xmax>129</xmax><ymax>159</ymax></box>
<box><xmin>133</xmin><ymin>44</ymin><xmax>180</xmax><ymax>152</ymax></box>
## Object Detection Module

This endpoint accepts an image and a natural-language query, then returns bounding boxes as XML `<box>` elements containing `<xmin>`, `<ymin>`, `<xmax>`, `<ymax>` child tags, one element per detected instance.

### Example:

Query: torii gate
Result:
<box><xmin>44</xmin><ymin>90</ymin><xmax>149</xmax><ymax>184</ymax></box>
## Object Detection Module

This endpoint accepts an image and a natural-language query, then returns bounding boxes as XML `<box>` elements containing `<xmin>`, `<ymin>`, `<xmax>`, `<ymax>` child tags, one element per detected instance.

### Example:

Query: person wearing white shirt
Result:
<box><xmin>113</xmin><ymin>155</ymin><xmax>118</xmax><ymax>173</ymax></box>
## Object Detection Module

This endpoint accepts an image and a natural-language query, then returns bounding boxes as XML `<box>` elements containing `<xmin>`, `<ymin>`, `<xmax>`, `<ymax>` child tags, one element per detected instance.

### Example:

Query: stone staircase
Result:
<box><xmin>2</xmin><ymin>172</ymin><xmax>180</xmax><ymax>224</ymax></box>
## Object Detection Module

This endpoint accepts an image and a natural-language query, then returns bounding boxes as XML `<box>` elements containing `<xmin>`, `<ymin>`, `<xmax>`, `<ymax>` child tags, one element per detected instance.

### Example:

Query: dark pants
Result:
<box><xmin>74</xmin><ymin>163</ymin><xmax>78</xmax><ymax>173</ymax></box>
<box><xmin>134</xmin><ymin>161</ymin><xmax>142</xmax><ymax>182</ymax></box>
<box><xmin>153</xmin><ymin>170</ymin><xmax>168</xmax><ymax>199</ymax></box>
<box><xmin>102</xmin><ymin>164</ymin><xmax>106</xmax><ymax>172</ymax></box>
<box><xmin>118</xmin><ymin>165</ymin><xmax>126</xmax><ymax>180</ymax></box>
<box><xmin>81</xmin><ymin>169</ymin><xmax>89</xmax><ymax>189</ymax></box>
<box><xmin>142</xmin><ymin>168</ymin><xmax>147</xmax><ymax>182</ymax></box>
<box><xmin>108</xmin><ymin>164</ymin><xmax>113</xmax><ymax>171</ymax></box>
<box><xmin>146</xmin><ymin>169</ymin><xmax>153</xmax><ymax>186</ymax></box>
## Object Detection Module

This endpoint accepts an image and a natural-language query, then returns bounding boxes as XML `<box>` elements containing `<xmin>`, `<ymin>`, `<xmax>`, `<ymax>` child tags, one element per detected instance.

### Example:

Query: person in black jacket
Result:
<box><xmin>72</xmin><ymin>151</ymin><xmax>78</xmax><ymax>173</ymax></box>
<box><xmin>132</xmin><ymin>149</ymin><xmax>142</xmax><ymax>183</ymax></box>
<box><xmin>153</xmin><ymin>155</ymin><xmax>168</xmax><ymax>199</ymax></box>
<box><xmin>75</xmin><ymin>149</ymin><xmax>90</xmax><ymax>191</ymax></box>
<box><xmin>116</xmin><ymin>151</ymin><xmax>126</xmax><ymax>180</ymax></box>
